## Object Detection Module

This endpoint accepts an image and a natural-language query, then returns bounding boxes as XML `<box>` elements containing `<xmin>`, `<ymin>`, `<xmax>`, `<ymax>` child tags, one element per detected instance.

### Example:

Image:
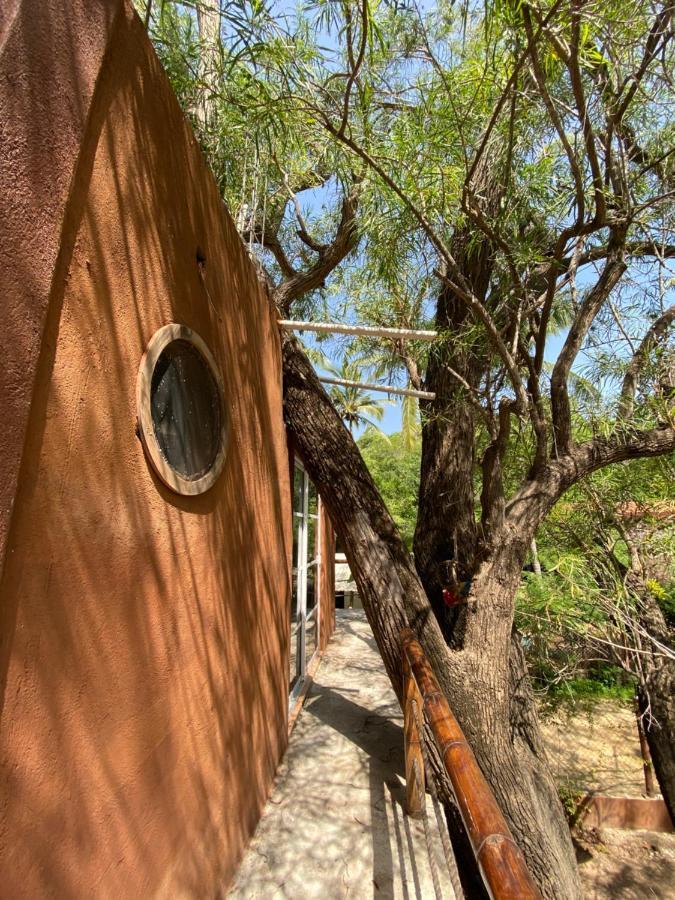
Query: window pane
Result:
<box><xmin>307</xmin><ymin>516</ymin><xmax>318</xmax><ymax>564</ymax></box>
<box><xmin>289</xmin><ymin>620</ymin><xmax>299</xmax><ymax>689</ymax></box>
<box><xmin>292</xmin><ymin>516</ymin><xmax>301</xmax><ymax>571</ymax></box>
<box><xmin>306</xmin><ymin>564</ymin><xmax>317</xmax><ymax>613</ymax></box>
<box><xmin>150</xmin><ymin>339</ymin><xmax>221</xmax><ymax>480</ymax></box>
<box><xmin>291</xmin><ymin>513</ymin><xmax>301</xmax><ymax>615</ymax></box>
<box><xmin>308</xmin><ymin>480</ymin><xmax>318</xmax><ymax>516</ymax></box>
<box><xmin>293</xmin><ymin>466</ymin><xmax>304</xmax><ymax>514</ymax></box>
<box><xmin>306</xmin><ymin>609</ymin><xmax>317</xmax><ymax>662</ymax></box>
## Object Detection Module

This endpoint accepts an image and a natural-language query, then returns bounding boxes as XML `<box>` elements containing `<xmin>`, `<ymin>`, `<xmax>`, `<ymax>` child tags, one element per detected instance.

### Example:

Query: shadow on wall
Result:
<box><xmin>0</xmin><ymin>0</ymin><xmax>120</xmax><ymax>574</ymax></box>
<box><xmin>0</xmin><ymin>2</ymin><xmax>291</xmax><ymax>896</ymax></box>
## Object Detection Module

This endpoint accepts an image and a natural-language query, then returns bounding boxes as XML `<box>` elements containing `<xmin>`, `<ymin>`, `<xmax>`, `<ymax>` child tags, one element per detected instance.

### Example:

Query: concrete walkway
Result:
<box><xmin>228</xmin><ymin>611</ymin><xmax>457</xmax><ymax>900</ymax></box>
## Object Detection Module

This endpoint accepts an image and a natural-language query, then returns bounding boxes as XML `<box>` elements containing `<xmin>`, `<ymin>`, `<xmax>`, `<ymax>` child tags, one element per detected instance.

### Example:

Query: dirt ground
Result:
<box><xmin>541</xmin><ymin>700</ymin><xmax>675</xmax><ymax>899</ymax></box>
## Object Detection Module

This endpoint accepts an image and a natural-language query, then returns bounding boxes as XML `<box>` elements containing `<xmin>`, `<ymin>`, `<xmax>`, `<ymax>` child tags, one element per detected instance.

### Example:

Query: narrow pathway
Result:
<box><xmin>228</xmin><ymin>610</ymin><xmax>457</xmax><ymax>899</ymax></box>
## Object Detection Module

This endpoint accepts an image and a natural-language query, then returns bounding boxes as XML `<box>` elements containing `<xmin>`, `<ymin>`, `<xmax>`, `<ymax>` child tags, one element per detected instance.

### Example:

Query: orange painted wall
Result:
<box><xmin>0</xmin><ymin>1</ymin><xmax>292</xmax><ymax>895</ymax></box>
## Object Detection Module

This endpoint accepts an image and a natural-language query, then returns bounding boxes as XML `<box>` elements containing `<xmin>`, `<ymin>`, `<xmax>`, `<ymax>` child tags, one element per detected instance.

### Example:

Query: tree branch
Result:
<box><xmin>550</xmin><ymin>232</ymin><xmax>627</xmax><ymax>453</ymax></box>
<box><xmin>480</xmin><ymin>398</ymin><xmax>514</xmax><ymax>537</ymax></box>
<box><xmin>280</xmin><ymin>169</ymin><xmax>329</xmax><ymax>255</ymax></box>
<box><xmin>523</xmin><ymin>5</ymin><xmax>585</xmax><ymax>228</ymax></box>
<box><xmin>560</xmin><ymin>240</ymin><xmax>675</xmax><ymax>269</ymax></box>
<box><xmin>247</xmin><ymin>224</ymin><xmax>297</xmax><ymax>279</ymax></box>
<box><xmin>611</xmin><ymin>2</ymin><xmax>674</xmax><ymax>127</ymax></box>
<box><xmin>272</xmin><ymin>183</ymin><xmax>361</xmax><ymax>314</ymax></box>
<box><xmin>618</xmin><ymin>303</ymin><xmax>675</xmax><ymax>419</ymax></box>
<box><xmin>397</xmin><ymin>343</ymin><xmax>423</xmax><ymax>392</ymax></box>
<box><xmin>505</xmin><ymin>424</ymin><xmax>675</xmax><ymax>538</ymax></box>
<box><xmin>465</xmin><ymin>0</ymin><xmax>566</xmax><ymax>189</ymax></box>
<box><xmin>569</xmin><ymin>0</ymin><xmax>605</xmax><ymax>223</ymax></box>
<box><xmin>337</xmin><ymin>0</ymin><xmax>369</xmax><ymax>139</ymax></box>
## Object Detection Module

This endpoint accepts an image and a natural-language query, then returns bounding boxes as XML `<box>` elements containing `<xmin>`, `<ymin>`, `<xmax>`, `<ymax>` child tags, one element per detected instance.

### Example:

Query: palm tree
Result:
<box><xmin>307</xmin><ymin>350</ymin><xmax>392</xmax><ymax>434</ymax></box>
<box><xmin>330</xmin><ymin>377</ymin><xmax>387</xmax><ymax>434</ymax></box>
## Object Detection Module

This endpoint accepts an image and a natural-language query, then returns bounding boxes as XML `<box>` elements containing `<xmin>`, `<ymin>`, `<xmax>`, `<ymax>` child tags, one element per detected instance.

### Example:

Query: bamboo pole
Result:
<box><xmin>278</xmin><ymin>320</ymin><xmax>438</xmax><ymax>341</ymax></box>
<box><xmin>401</xmin><ymin>629</ymin><xmax>543</xmax><ymax>900</ymax></box>
<box><xmin>403</xmin><ymin>654</ymin><xmax>425</xmax><ymax>818</ymax></box>
<box><xmin>319</xmin><ymin>375</ymin><xmax>435</xmax><ymax>401</ymax></box>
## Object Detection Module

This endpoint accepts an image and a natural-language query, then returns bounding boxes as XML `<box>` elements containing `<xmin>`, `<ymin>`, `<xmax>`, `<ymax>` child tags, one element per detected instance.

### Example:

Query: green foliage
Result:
<box><xmin>358</xmin><ymin>430</ymin><xmax>421</xmax><ymax>547</ymax></box>
<box><xmin>517</xmin><ymin>452</ymin><xmax>675</xmax><ymax>707</ymax></box>
<box><xmin>648</xmin><ymin>578</ymin><xmax>675</xmax><ymax>628</ymax></box>
<box><xmin>557</xmin><ymin>782</ymin><xmax>586</xmax><ymax>824</ymax></box>
<box><xmin>544</xmin><ymin>675</ymin><xmax>635</xmax><ymax>714</ymax></box>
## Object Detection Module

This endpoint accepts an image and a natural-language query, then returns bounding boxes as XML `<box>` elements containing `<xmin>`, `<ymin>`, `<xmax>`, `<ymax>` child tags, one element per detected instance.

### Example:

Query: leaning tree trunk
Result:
<box><xmin>283</xmin><ymin>333</ymin><xmax>582</xmax><ymax>899</ymax></box>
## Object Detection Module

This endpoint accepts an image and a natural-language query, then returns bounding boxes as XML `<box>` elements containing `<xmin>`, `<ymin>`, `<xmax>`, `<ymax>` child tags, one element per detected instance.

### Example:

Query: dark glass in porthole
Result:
<box><xmin>150</xmin><ymin>339</ymin><xmax>222</xmax><ymax>481</ymax></box>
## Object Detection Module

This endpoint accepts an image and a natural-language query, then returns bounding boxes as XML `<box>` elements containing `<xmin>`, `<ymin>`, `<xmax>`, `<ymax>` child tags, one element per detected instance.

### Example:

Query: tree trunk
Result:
<box><xmin>282</xmin><ymin>333</ymin><xmax>582</xmax><ymax>899</ymax></box>
<box><xmin>414</xmin><ymin>277</ymin><xmax>486</xmax><ymax>630</ymax></box>
<box><xmin>413</xmin><ymin>156</ymin><xmax>501</xmax><ymax>635</ymax></box>
<box><xmin>449</xmin><ymin>536</ymin><xmax>582</xmax><ymax>899</ymax></box>
<box><xmin>196</xmin><ymin>1</ymin><xmax>221</xmax><ymax>130</ymax></box>
<box><xmin>634</xmin><ymin>591</ymin><xmax>675</xmax><ymax>820</ymax></box>
<box><xmin>638</xmin><ymin>665</ymin><xmax>675</xmax><ymax>819</ymax></box>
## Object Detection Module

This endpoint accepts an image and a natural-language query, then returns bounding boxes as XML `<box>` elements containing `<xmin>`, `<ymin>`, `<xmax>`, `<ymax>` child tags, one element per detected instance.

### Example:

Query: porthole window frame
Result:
<box><xmin>137</xmin><ymin>323</ymin><xmax>228</xmax><ymax>496</ymax></box>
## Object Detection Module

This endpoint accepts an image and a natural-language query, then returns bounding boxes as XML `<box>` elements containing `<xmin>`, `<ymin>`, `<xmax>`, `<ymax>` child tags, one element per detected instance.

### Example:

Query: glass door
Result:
<box><xmin>290</xmin><ymin>461</ymin><xmax>321</xmax><ymax>696</ymax></box>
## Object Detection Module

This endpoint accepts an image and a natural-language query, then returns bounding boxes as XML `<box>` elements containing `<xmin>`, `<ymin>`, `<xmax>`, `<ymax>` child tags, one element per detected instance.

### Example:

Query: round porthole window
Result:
<box><xmin>137</xmin><ymin>324</ymin><xmax>227</xmax><ymax>495</ymax></box>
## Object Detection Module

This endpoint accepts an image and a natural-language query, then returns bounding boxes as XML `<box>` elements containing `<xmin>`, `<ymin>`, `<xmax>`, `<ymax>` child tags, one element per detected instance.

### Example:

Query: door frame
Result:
<box><xmin>290</xmin><ymin>459</ymin><xmax>321</xmax><ymax>701</ymax></box>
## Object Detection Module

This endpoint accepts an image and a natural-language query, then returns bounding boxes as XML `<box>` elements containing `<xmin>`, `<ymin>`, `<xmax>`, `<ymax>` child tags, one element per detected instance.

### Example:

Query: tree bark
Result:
<box><xmin>196</xmin><ymin>1</ymin><xmax>221</xmax><ymax>130</ymax></box>
<box><xmin>633</xmin><ymin>591</ymin><xmax>675</xmax><ymax>820</ymax></box>
<box><xmin>414</xmin><ymin>279</ymin><xmax>480</xmax><ymax>632</ymax></box>
<box><xmin>282</xmin><ymin>333</ymin><xmax>582</xmax><ymax>899</ymax></box>
<box><xmin>452</xmin><ymin>532</ymin><xmax>582</xmax><ymax>899</ymax></box>
<box><xmin>414</xmin><ymin>149</ymin><xmax>502</xmax><ymax>634</ymax></box>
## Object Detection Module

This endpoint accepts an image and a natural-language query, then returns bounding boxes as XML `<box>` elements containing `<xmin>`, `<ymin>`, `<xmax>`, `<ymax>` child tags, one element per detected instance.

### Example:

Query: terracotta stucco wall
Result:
<box><xmin>0</xmin><ymin>2</ymin><xmax>291</xmax><ymax>896</ymax></box>
<box><xmin>0</xmin><ymin>0</ymin><xmax>120</xmax><ymax>575</ymax></box>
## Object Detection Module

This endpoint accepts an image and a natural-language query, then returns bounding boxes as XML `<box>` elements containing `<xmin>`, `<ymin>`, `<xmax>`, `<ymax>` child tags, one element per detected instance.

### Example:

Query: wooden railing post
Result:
<box><xmin>403</xmin><ymin>653</ymin><xmax>424</xmax><ymax>818</ymax></box>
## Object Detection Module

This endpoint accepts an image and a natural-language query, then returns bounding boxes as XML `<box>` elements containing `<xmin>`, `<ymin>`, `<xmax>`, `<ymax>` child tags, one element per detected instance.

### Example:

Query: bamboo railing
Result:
<box><xmin>401</xmin><ymin>628</ymin><xmax>543</xmax><ymax>900</ymax></box>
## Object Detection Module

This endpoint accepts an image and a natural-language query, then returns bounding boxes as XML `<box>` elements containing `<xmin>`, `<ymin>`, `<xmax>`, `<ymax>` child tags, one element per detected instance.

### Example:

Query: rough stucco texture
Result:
<box><xmin>0</xmin><ymin>0</ymin><xmax>120</xmax><ymax>575</ymax></box>
<box><xmin>0</xmin><ymin>2</ymin><xmax>293</xmax><ymax>896</ymax></box>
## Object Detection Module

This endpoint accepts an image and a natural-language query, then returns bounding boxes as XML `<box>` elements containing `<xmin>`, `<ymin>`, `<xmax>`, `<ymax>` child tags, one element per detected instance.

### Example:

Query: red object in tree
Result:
<box><xmin>442</xmin><ymin>587</ymin><xmax>462</xmax><ymax>607</ymax></box>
